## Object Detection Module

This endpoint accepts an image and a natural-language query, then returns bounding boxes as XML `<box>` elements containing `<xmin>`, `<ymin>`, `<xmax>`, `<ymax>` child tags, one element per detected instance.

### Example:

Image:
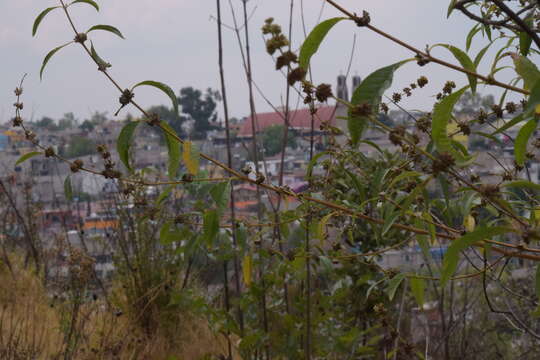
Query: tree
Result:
<box><xmin>34</xmin><ymin>116</ymin><xmax>57</xmax><ymax>131</ymax></box>
<box><xmin>57</xmin><ymin>112</ymin><xmax>77</xmax><ymax>130</ymax></box>
<box><xmin>178</xmin><ymin>87</ymin><xmax>220</xmax><ymax>139</ymax></box>
<box><xmin>60</xmin><ymin>136</ymin><xmax>96</xmax><ymax>158</ymax></box>
<box><xmin>261</xmin><ymin>124</ymin><xmax>297</xmax><ymax>156</ymax></box>
<box><xmin>147</xmin><ymin>104</ymin><xmax>185</xmax><ymax>140</ymax></box>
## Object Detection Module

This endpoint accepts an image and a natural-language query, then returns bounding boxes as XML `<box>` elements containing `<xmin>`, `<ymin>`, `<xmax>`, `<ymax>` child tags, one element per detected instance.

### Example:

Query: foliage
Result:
<box><xmin>261</xmin><ymin>124</ymin><xmax>297</xmax><ymax>156</ymax></box>
<box><xmin>6</xmin><ymin>0</ymin><xmax>540</xmax><ymax>359</ymax></box>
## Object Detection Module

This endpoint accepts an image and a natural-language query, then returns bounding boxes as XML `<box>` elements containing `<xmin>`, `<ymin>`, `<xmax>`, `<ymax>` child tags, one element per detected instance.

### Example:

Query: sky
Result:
<box><xmin>0</xmin><ymin>0</ymin><xmax>519</xmax><ymax>125</ymax></box>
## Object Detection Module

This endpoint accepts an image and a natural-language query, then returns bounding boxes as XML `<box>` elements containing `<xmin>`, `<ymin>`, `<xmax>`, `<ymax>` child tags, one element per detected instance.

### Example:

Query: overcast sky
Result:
<box><xmin>0</xmin><ymin>0</ymin><xmax>518</xmax><ymax>124</ymax></box>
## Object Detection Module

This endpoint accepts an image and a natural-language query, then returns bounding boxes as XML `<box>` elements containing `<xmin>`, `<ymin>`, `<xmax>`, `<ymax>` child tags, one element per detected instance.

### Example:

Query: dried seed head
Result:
<box><xmin>14</xmin><ymin>87</ymin><xmax>23</xmax><ymax>96</ymax></box>
<box><xmin>457</xmin><ymin>122</ymin><xmax>471</xmax><ymax>135</ymax></box>
<box><xmin>147</xmin><ymin>113</ymin><xmax>160</xmax><ymax>126</ymax></box>
<box><xmin>417</xmin><ymin>76</ymin><xmax>429</xmax><ymax>88</ymax></box>
<box><xmin>13</xmin><ymin>102</ymin><xmax>23</xmax><ymax>110</ymax></box>
<box><xmin>416</xmin><ymin>116</ymin><xmax>431</xmax><ymax>132</ymax></box>
<box><xmin>287</xmin><ymin>67</ymin><xmax>306</xmax><ymax>86</ymax></box>
<box><xmin>182</xmin><ymin>173</ymin><xmax>194</xmax><ymax>183</ymax></box>
<box><xmin>505</xmin><ymin>102</ymin><xmax>517</xmax><ymax>114</ymax></box>
<box><xmin>491</xmin><ymin>104</ymin><xmax>503</xmax><ymax>118</ymax></box>
<box><xmin>45</xmin><ymin>147</ymin><xmax>55</xmax><ymax>158</ymax></box>
<box><xmin>380</xmin><ymin>102</ymin><xmax>389</xmax><ymax>114</ymax></box>
<box><xmin>315</xmin><ymin>83</ymin><xmax>333</xmax><ymax>102</ymax></box>
<box><xmin>442</xmin><ymin>81</ymin><xmax>456</xmax><ymax>95</ymax></box>
<box><xmin>74</xmin><ymin>33</ymin><xmax>87</xmax><ymax>43</ymax></box>
<box><xmin>119</xmin><ymin>89</ymin><xmax>134</xmax><ymax>106</ymax></box>
<box><xmin>353</xmin><ymin>10</ymin><xmax>371</xmax><ymax>27</ymax></box>
<box><xmin>352</xmin><ymin>102</ymin><xmax>372</xmax><ymax>117</ymax></box>
<box><xmin>477</xmin><ymin>109</ymin><xmax>488</xmax><ymax>124</ymax></box>
<box><xmin>403</xmin><ymin>87</ymin><xmax>412</xmax><ymax>97</ymax></box>
<box><xmin>392</xmin><ymin>92</ymin><xmax>402</xmax><ymax>103</ymax></box>
<box><xmin>12</xmin><ymin>116</ymin><xmax>23</xmax><ymax>127</ymax></box>
<box><xmin>388</xmin><ymin>126</ymin><xmax>406</xmax><ymax>146</ymax></box>
<box><xmin>255</xmin><ymin>172</ymin><xmax>265</xmax><ymax>184</ymax></box>
<box><xmin>276</xmin><ymin>51</ymin><xmax>298</xmax><ymax>70</ymax></box>
<box><xmin>431</xmin><ymin>152</ymin><xmax>455</xmax><ymax>174</ymax></box>
<box><xmin>479</xmin><ymin>184</ymin><xmax>500</xmax><ymax>199</ymax></box>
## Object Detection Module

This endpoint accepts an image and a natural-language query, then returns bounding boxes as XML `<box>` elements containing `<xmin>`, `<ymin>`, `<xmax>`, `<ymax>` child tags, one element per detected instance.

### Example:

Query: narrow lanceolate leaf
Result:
<box><xmin>511</xmin><ymin>53</ymin><xmax>540</xmax><ymax>91</ymax></box>
<box><xmin>160</xmin><ymin>122</ymin><xmax>181</xmax><ymax>179</ymax></box>
<box><xmin>64</xmin><ymin>176</ymin><xmax>73</xmax><ymax>202</ymax></box>
<box><xmin>202</xmin><ymin>210</ymin><xmax>219</xmax><ymax>246</ymax></box>
<box><xmin>386</xmin><ymin>273</ymin><xmax>406</xmax><ymax>301</ymax></box>
<box><xmin>298</xmin><ymin>17</ymin><xmax>346</xmax><ymax>70</ymax></box>
<box><xmin>40</xmin><ymin>42</ymin><xmax>73</xmax><ymax>80</ymax></box>
<box><xmin>434</xmin><ymin>44</ymin><xmax>477</xmax><ymax>94</ymax></box>
<box><xmin>410</xmin><ymin>278</ymin><xmax>425</xmax><ymax>308</ymax></box>
<box><xmin>441</xmin><ymin>226</ymin><xmax>510</xmax><ymax>286</ymax></box>
<box><xmin>492</xmin><ymin>113</ymin><xmax>526</xmax><ymax>135</ymax></box>
<box><xmin>116</xmin><ymin>120</ymin><xmax>140</xmax><ymax>172</ymax></box>
<box><xmin>515</xmin><ymin>118</ymin><xmax>539</xmax><ymax>166</ymax></box>
<box><xmin>90</xmin><ymin>42</ymin><xmax>111</xmax><ymax>69</ymax></box>
<box><xmin>503</xmin><ymin>180</ymin><xmax>540</xmax><ymax>192</ymax></box>
<box><xmin>69</xmin><ymin>0</ymin><xmax>99</xmax><ymax>12</ymax></box>
<box><xmin>15</xmin><ymin>151</ymin><xmax>42</xmax><ymax>166</ymax></box>
<box><xmin>132</xmin><ymin>80</ymin><xmax>179</xmax><ymax>115</ymax></box>
<box><xmin>349</xmin><ymin>61</ymin><xmax>409</xmax><ymax>145</ymax></box>
<box><xmin>431</xmin><ymin>86</ymin><xmax>468</xmax><ymax>158</ymax></box>
<box><xmin>447</xmin><ymin>0</ymin><xmax>457</xmax><ymax>18</ymax></box>
<box><xmin>473</xmin><ymin>42</ymin><xmax>493</xmax><ymax>68</ymax></box>
<box><xmin>317</xmin><ymin>212</ymin><xmax>336</xmax><ymax>243</ymax></box>
<box><xmin>210</xmin><ymin>181</ymin><xmax>230</xmax><ymax>212</ymax></box>
<box><xmin>243</xmin><ymin>254</ymin><xmax>252</xmax><ymax>287</ymax></box>
<box><xmin>519</xmin><ymin>16</ymin><xmax>534</xmax><ymax>57</ymax></box>
<box><xmin>466</xmin><ymin>24</ymin><xmax>481</xmax><ymax>51</ymax></box>
<box><xmin>87</xmin><ymin>24</ymin><xmax>125</xmax><ymax>39</ymax></box>
<box><xmin>33</xmin><ymin>7</ymin><xmax>59</xmax><ymax>36</ymax></box>
<box><xmin>183</xmin><ymin>141</ymin><xmax>199</xmax><ymax>176</ymax></box>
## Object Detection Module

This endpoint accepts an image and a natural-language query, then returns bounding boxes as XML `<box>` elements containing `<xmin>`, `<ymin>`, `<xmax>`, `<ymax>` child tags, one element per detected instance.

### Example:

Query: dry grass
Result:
<box><xmin>0</xmin><ymin>254</ymin><xmax>239</xmax><ymax>360</ymax></box>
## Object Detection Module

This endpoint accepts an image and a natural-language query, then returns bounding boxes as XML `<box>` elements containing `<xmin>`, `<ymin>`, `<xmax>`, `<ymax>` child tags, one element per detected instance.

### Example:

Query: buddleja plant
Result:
<box><xmin>10</xmin><ymin>0</ymin><xmax>540</xmax><ymax>358</ymax></box>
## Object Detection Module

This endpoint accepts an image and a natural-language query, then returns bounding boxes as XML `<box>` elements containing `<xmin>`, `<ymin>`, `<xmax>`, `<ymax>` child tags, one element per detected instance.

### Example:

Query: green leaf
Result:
<box><xmin>473</xmin><ymin>42</ymin><xmax>493</xmax><ymax>68</ymax></box>
<box><xmin>87</xmin><ymin>24</ymin><xmax>125</xmax><ymax>39</ymax></box>
<box><xmin>183</xmin><ymin>141</ymin><xmax>200</xmax><ymax>176</ymax></box>
<box><xmin>132</xmin><ymin>80</ymin><xmax>179</xmax><ymax>115</ymax></box>
<box><xmin>441</xmin><ymin>226</ymin><xmax>509</xmax><ymax>286</ymax></box>
<box><xmin>116</xmin><ymin>120</ymin><xmax>140</xmax><ymax>172</ymax></box>
<box><xmin>410</xmin><ymin>278</ymin><xmax>425</xmax><ymax>308</ymax></box>
<box><xmin>156</xmin><ymin>185</ymin><xmax>174</xmax><ymax>205</ymax></box>
<box><xmin>210</xmin><ymin>181</ymin><xmax>230</xmax><ymax>212</ymax></box>
<box><xmin>317</xmin><ymin>212</ymin><xmax>335</xmax><ymax>242</ymax></box>
<box><xmin>40</xmin><ymin>42</ymin><xmax>72</xmax><ymax>80</ymax></box>
<box><xmin>386</xmin><ymin>273</ymin><xmax>406</xmax><ymax>301</ymax></box>
<box><xmin>515</xmin><ymin>118</ymin><xmax>538</xmax><ymax>166</ymax></box>
<box><xmin>502</xmin><ymin>180</ymin><xmax>540</xmax><ymax>192</ymax></box>
<box><xmin>447</xmin><ymin>0</ymin><xmax>457</xmax><ymax>18</ymax></box>
<box><xmin>15</xmin><ymin>151</ymin><xmax>42</xmax><ymax>166</ymax></box>
<box><xmin>431</xmin><ymin>86</ymin><xmax>468</xmax><ymax>159</ymax></box>
<box><xmin>349</xmin><ymin>61</ymin><xmax>409</xmax><ymax>145</ymax></box>
<box><xmin>512</xmin><ymin>53</ymin><xmax>540</xmax><ymax>91</ymax></box>
<box><xmin>160</xmin><ymin>122</ymin><xmax>181</xmax><ymax>179</ymax></box>
<box><xmin>465</xmin><ymin>24</ymin><xmax>481</xmax><ymax>51</ymax></box>
<box><xmin>33</xmin><ymin>7</ymin><xmax>59</xmax><ymax>36</ymax></box>
<box><xmin>202</xmin><ymin>210</ymin><xmax>219</xmax><ymax>246</ymax></box>
<box><xmin>69</xmin><ymin>0</ymin><xmax>99</xmax><ymax>11</ymax></box>
<box><xmin>523</xmin><ymin>81</ymin><xmax>540</xmax><ymax>115</ymax></box>
<box><xmin>434</xmin><ymin>44</ymin><xmax>477</xmax><ymax>94</ymax></box>
<box><xmin>519</xmin><ymin>16</ymin><xmax>534</xmax><ymax>57</ymax></box>
<box><xmin>90</xmin><ymin>41</ymin><xmax>111</xmax><ymax>69</ymax></box>
<box><xmin>492</xmin><ymin>113</ymin><xmax>526</xmax><ymax>135</ymax></box>
<box><xmin>299</xmin><ymin>17</ymin><xmax>346</xmax><ymax>70</ymax></box>
<box><xmin>64</xmin><ymin>176</ymin><xmax>73</xmax><ymax>202</ymax></box>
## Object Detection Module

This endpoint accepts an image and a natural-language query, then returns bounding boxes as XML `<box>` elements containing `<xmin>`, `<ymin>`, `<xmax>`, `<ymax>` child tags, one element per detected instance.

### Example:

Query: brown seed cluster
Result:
<box><xmin>431</xmin><ymin>152</ymin><xmax>455</xmax><ymax>174</ymax></box>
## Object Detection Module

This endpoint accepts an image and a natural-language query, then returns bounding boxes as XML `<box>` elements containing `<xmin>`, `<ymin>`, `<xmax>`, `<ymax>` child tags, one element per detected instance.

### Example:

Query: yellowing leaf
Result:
<box><xmin>464</xmin><ymin>215</ymin><xmax>476</xmax><ymax>232</ymax></box>
<box><xmin>535</xmin><ymin>104</ymin><xmax>540</xmax><ymax>116</ymax></box>
<box><xmin>243</xmin><ymin>254</ymin><xmax>252</xmax><ymax>287</ymax></box>
<box><xmin>183</xmin><ymin>141</ymin><xmax>199</xmax><ymax>175</ymax></box>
